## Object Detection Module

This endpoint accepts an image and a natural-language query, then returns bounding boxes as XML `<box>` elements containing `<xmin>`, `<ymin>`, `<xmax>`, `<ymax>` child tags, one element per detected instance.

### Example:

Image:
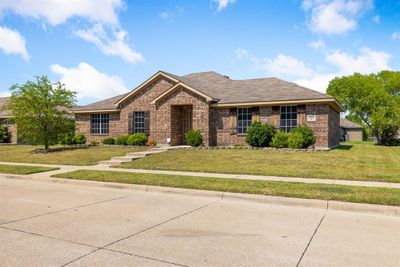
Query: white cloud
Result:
<box><xmin>159</xmin><ymin>11</ymin><xmax>170</xmax><ymax>21</ymax></box>
<box><xmin>234</xmin><ymin>48</ymin><xmax>248</xmax><ymax>59</ymax></box>
<box><xmin>0</xmin><ymin>0</ymin><xmax>144</xmax><ymax>63</ymax></box>
<box><xmin>326</xmin><ymin>47</ymin><xmax>391</xmax><ymax>73</ymax></box>
<box><xmin>392</xmin><ymin>31</ymin><xmax>400</xmax><ymax>42</ymax></box>
<box><xmin>51</xmin><ymin>62</ymin><xmax>128</xmax><ymax>100</ymax></box>
<box><xmin>308</xmin><ymin>39</ymin><xmax>325</xmax><ymax>50</ymax></box>
<box><xmin>257</xmin><ymin>53</ymin><xmax>314</xmax><ymax>79</ymax></box>
<box><xmin>0</xmin><ymin>91</ymin><xmax>11</xmax><ymax>97</ymax></box>
<box><xmin>296</xmin><ymin>47</ymin><xmax>390</xmax><ymax>92</ymax></box>
<box><xmin>0</xmin><ymin>26</ymin><xmax>29</xmax><ymax>60</ymax></box>
<box><xmin>235</xmin><ymin>46</ymin><xmax>391</xmax><ymax>93</ymax></box>
<box><xmin>214</xmin><ymin>0</ymin><xmax>236</xmax><ymax>11</ymax></box>
<box><xmin>0</xmin><ymin>0</ymin><xmax>124</xmax><ymax>26</ymax></box>
<box><xmin>159</xmin><ymin>6</ymin><xmax>184</xmax><ymax>22</ymax></box>
<box><xmin>294</xmin><ymin>73</ymin><xmax>337</xmax><ymax>93</ymax></box>
<box><xmin>75</xmin><ymin>24</ymin><xmax>143</xmax><ymax>63</ymax></box>
<box><xmin>372</xmin><ymin>15</ymin><xmax>380</xmax><ymax>23</ymax></box>
<box><xmin>302</xmin><ymin>0</ymin><xmax>373</xmax><ymax>34</ymax></box>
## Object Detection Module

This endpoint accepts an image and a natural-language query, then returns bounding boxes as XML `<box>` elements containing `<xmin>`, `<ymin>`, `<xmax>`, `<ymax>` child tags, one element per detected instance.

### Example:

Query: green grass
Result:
<box><xmin>0</xmin><ymin>164</ymin><xmax>59</xmax><ymax>175</ymax></box>
<box><xmin>0</xmin><ymin>145</ymin><xmax>145</xmax><ymax>166</ymax></box>
<box><xmin>116</xmin><ymin>142</ymin><xmax>400</xmax><ymax>183</ymax></box>
<box><xmin>53</xmin><ymin>170</ymin><xmax>400</xmax><ymax>206</ymax></box>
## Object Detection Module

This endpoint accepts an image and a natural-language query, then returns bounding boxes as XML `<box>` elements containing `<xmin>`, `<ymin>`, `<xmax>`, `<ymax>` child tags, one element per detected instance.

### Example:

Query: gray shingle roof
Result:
<box><xmin>340</xmin><ymin>118</ymin><xmax>363</xmax><ymax>129</ymax></box>
<box><xmin>0</xmin><ymin>97</ymin><xmax>11</xmax><ymax>118</ymax></box>
<box><xmin>178</xmin><ymin>71</ymin><xmax>331</xmax><ymax>104</ymax></box>
<box><xmin>71</xmin><ymin>93</ymin><xmax>128</xmax><ymax>111</ymax></box>
<box><xmin>74</xmin><ymin>71</ymin><xmax>336</xmax><ymax>111</ymax></box>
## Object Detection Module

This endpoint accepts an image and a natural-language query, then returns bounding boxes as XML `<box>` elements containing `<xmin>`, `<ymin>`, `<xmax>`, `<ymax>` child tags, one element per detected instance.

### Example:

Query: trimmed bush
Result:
<box><xmin>185</xmin><ymin>129</ymin><xmax>203</xmax><ymax>147</ymax></box>
<box><xmin>127</xmin><ymin>133</ymin><xmax>148</xmax><ymax>146</ymax></box>
<box><xmin>58</xmin><ymin>133</ymin><xmax>76</xmax><ymax>145</ymax></box>
<box><xmin>288</xmin><ymin>131</ymin><xmax>305</xmax><ymax>149</ymax></box>
<box><xmin>270</xmin><ymin>131</ymin><xmax>289</xmax><ymax>148</ymax></box>
<box><xmin>102</xmin><ymin>137</ymin><xmax>115</xmax><ymax>145</ymax></box>
<box><xmin>245</xmin><ymin>122</ymin><xmax>275</xmax><ymax>147</ymax></box>
<box><xmin>0</xmin><ymin>125</ymin><xmax>9</xmax><ymax>143</ymax></box>
<box><xmin>74</xmin><ymin>134</ymin><xmax>86</xmax><ymax>145</ymax></box>
<box><xmin>115</xmin><ymin>135</ymin><xmax>129</xmax><ymax>145</ymax></box>
<box><xmin>291</xmin><ymin>126</ymin><xmax>316</xmax><ymax>148</ymax></box>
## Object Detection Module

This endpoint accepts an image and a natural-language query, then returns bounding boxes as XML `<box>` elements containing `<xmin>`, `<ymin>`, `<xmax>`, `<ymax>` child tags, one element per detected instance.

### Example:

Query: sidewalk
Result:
<box><xmin>1</xmin><ymin>161</ymin><xmax>399</xmax><ymax>189</ymax></box>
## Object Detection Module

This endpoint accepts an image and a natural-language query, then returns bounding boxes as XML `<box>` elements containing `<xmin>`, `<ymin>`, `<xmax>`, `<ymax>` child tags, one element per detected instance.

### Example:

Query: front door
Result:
<box><xmin>171</xmin><ymin>105</ymin><xmax>193</xmax><ymax>145</ymax></box>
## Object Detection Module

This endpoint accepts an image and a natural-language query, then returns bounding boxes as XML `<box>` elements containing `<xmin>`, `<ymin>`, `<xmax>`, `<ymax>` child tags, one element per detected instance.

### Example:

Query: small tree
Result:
<box><xmin>7</xmin><ymin>76</ymin><xmax>76</xmax><ymax>150</ymax></box>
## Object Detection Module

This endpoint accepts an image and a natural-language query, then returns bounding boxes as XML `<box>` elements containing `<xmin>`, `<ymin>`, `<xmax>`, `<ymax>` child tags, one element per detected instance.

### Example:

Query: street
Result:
<box><xmin>0</xmin><ymin>176</ymin><xmax>399</xmax><ymax>266</ymax></box>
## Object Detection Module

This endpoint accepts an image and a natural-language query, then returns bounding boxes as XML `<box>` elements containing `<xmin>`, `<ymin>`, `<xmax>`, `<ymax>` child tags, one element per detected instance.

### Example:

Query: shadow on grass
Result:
<box><xmin>334</xmin><ymin>145</ymin><xmax>353</xmax><ymax>151</ymax></box>
<box><xmin>32</xmin><ymin>145</ymin><xmax>89</xmax><ymax>154</ymax></box>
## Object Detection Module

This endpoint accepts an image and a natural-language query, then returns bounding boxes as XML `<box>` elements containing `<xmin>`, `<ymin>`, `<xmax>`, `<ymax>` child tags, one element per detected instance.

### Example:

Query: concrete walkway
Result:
<box><xmin>1</xmin><ymin>160</ymin><xmax>399</xmax><ymax>189</ymax></box>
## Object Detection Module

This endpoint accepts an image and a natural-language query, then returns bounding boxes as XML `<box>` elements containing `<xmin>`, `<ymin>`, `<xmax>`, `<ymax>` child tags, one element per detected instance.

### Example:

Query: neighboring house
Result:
<box><xmin>0</xmin><ymin>97</ymin><xmax>17</xmax><ymax>143</ymax></box>
<box><xmin>340</xmin><ymin>118</ymin><xmax>364</xmax><ymax>141</ymax></box>
<box><xmin>73</xmin><ymin>71</ymin><xmax>344</xmax><ymax>148</ymax></box>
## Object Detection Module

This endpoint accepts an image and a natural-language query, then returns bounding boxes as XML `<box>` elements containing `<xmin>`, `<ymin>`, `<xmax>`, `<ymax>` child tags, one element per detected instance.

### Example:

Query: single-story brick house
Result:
<box><xmin>73</xmin><ymin>71</ymin><xmax>344</xmax><ymax>148</ymax></box>
<box><xmin>340</xmin><ymin>118</ymin><xmax>363</xmax><ymax>141</ymax></box>
<box><xmin>0</xmin><ymin>97</ymin><xmax>17</xmax><ymax>143</ymax></box>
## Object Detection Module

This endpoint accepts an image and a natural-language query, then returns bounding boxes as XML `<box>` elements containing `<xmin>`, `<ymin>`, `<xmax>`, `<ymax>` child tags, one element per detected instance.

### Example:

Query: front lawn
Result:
<box><xmin>0</xmin><ymin>145</ymin><xmax>144</xmax><ymax>166</ymax></box>
<box><xmin>53</xmin><ymin>170</ymin><xmax>400</xmax><ymax>206</ymax></box>
<box><xmin>0</xmin><ymin>164</ymin><xmax>58</xmax><ymax>174</ymax></box>
<box><xmin>117</xmin><ymin>142</ymin><xmax>400</xmax><ymax>183</ymax></box>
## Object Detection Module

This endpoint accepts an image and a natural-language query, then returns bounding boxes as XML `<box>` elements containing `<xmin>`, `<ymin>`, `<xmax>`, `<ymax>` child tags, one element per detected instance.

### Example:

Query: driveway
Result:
<box><xmin>0</xmin><ymin>176</ymin><xmax>399</xmax><ymax>266</ymax></box>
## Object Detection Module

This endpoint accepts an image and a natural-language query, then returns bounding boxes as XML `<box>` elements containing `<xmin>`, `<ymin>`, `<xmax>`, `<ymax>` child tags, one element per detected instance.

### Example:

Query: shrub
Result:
<box><xmin>115</xmin><ymin>135</ymin><xmax>129</xmax><ymax>145</ymax></box>
<box><xmin>288</xmin><ymin>131</ymin><xmax>305</xmax><ymax>149</ymax></box>
<box><xmin>270</xmin><ymin>131</ymin><xmax>289</xmax><ymax>148</ymax></box>
<box><xmin>90</xmin><ymin>141</ymin><xmax>99</xmax><ymax>146</ymax></box>
<box><xmin>58</xmin><ymin>133</ymin><xmax>76</xmax><ymax>145</ymax></box>
<box><xmin>74</xmin><ymin>134</ymin><xmax>86</xmax><ymax>145</ymax></box>
<box><xmin>0</xmin><ymin>125</ymin><xmax>9</xmax><ymax>143</ymax></box>
<box><xmin>146</xmin><ymin>137</ymin><xmax>157</xmax><ymax>146</ymax></box>
<box><xmin>245</xmin><ymin>122</ymin><xmax>275</xmax><ymax>147</ymax></box>
<box><xmin>185</xmin><ymin>129</ymin><xmax>203</xmax><ymax>147</ymax></box>
<box><xmin>127</xmin><ymin>133</ymin><xmax>148</xmax><ymax>146</ymax></box>
<box><xmin>291</xmin><ymin>126</ymin><xmax>316</xmax><ymax>148</ymax></box>
<box><xmin>102</xmin><ymin>137</ymin><xmax>115</xmax><ymax>145</ymax></box>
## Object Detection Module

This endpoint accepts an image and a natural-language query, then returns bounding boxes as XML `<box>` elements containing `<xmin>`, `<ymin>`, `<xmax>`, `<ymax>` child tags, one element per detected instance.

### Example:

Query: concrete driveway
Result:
<box><xmin>0</xmin><ymin>176</ymin><xmax>399</xmax><ymax>267</ymax></box>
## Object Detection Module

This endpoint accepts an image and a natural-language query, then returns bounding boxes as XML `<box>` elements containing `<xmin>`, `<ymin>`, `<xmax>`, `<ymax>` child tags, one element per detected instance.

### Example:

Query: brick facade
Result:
<box><xmin>0</xmin><ymin>119</ymin><xmax>17</xmax><ymax>143</ymax></box>
<box><xmin>76</xmin><ymin>78</ymin><xmax>340</xmax><ymax>148</ymax></box>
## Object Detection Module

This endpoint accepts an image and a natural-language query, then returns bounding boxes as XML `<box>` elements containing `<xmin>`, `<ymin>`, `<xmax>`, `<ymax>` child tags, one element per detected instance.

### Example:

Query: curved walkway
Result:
<box><xmin>0</xmin><ymin>161</ymin><xmax>399</xmax><ymax>189</ymax></box>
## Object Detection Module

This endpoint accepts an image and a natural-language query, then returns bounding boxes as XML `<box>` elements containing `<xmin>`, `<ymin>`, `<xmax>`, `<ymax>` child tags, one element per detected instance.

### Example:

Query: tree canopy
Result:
<box><xmin>7</xmin><ymin>76</ymin><xmax>76</xmax><ymax>150</ymax></box>
<box><xmin>327</xmin><ymin>71</ymin><xmax>400</xmax><ymax>145</ymax></box>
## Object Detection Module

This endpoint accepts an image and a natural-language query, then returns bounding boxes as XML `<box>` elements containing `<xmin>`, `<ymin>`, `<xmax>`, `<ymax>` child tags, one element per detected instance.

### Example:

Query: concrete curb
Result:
<box><xmin>2</xmin><ymin>173</ymin><xmax>400</xmax><ymax>217</ymax></box>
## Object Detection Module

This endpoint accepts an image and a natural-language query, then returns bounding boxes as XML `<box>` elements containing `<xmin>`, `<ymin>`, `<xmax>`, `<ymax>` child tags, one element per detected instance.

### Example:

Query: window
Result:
<box><xmin>133</xmin><ymin>111</ymin><xmax>145</xmax><ymax>133</ymax></box>
<box><xmin>237</xmin><ymin>108</ymin><xmax>252</xmax><ymax>134</ymax></box>
<box><xmin>280</xmin><ymin>106</ymin><xmax>297</xmax><ymax>132</ymax></box>
<box><xmin>91</xmin><ymin>114</ymin><xmax>109</xmax><ymax>134</ymax></box>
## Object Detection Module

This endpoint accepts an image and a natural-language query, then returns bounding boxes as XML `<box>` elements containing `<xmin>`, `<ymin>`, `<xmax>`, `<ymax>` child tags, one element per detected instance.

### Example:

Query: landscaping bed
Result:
<box><xmin>0</xmin><ymin>164</ymin><xmax>58</xmax><ymax>175</ymax></box>
<box><xmin>0</xmin><ymin>145</ymin><xmax>145</xmax><ymax>166</ymax></box>
<box><xmin>116</xmin><ymin>142</ymin><xmax>400</xmax><ymax>183</ymax></box>
<box><xmin>53</xmin><ymin>170</ymin><xmax>400</xmax><ymax>206</ymax></box>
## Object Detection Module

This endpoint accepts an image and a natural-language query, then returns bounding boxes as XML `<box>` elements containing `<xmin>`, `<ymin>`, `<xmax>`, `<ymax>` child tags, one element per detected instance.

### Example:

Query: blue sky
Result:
<box><xmin>0</xmin><ymin>0</ymin><xmax>399</xmax><ymax>104</ymax></box>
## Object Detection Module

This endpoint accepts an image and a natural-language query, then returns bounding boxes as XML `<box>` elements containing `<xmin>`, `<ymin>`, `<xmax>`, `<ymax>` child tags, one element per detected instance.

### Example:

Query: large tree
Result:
<box><xmin>327</xmin><ymin>71</ymin><xmax>400</xmax><ymax>145</ymax></box>
<box><xmin>7</xmin><ymin>76</ymin><xmax>76</xmax><ymax>150</ymax></box>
